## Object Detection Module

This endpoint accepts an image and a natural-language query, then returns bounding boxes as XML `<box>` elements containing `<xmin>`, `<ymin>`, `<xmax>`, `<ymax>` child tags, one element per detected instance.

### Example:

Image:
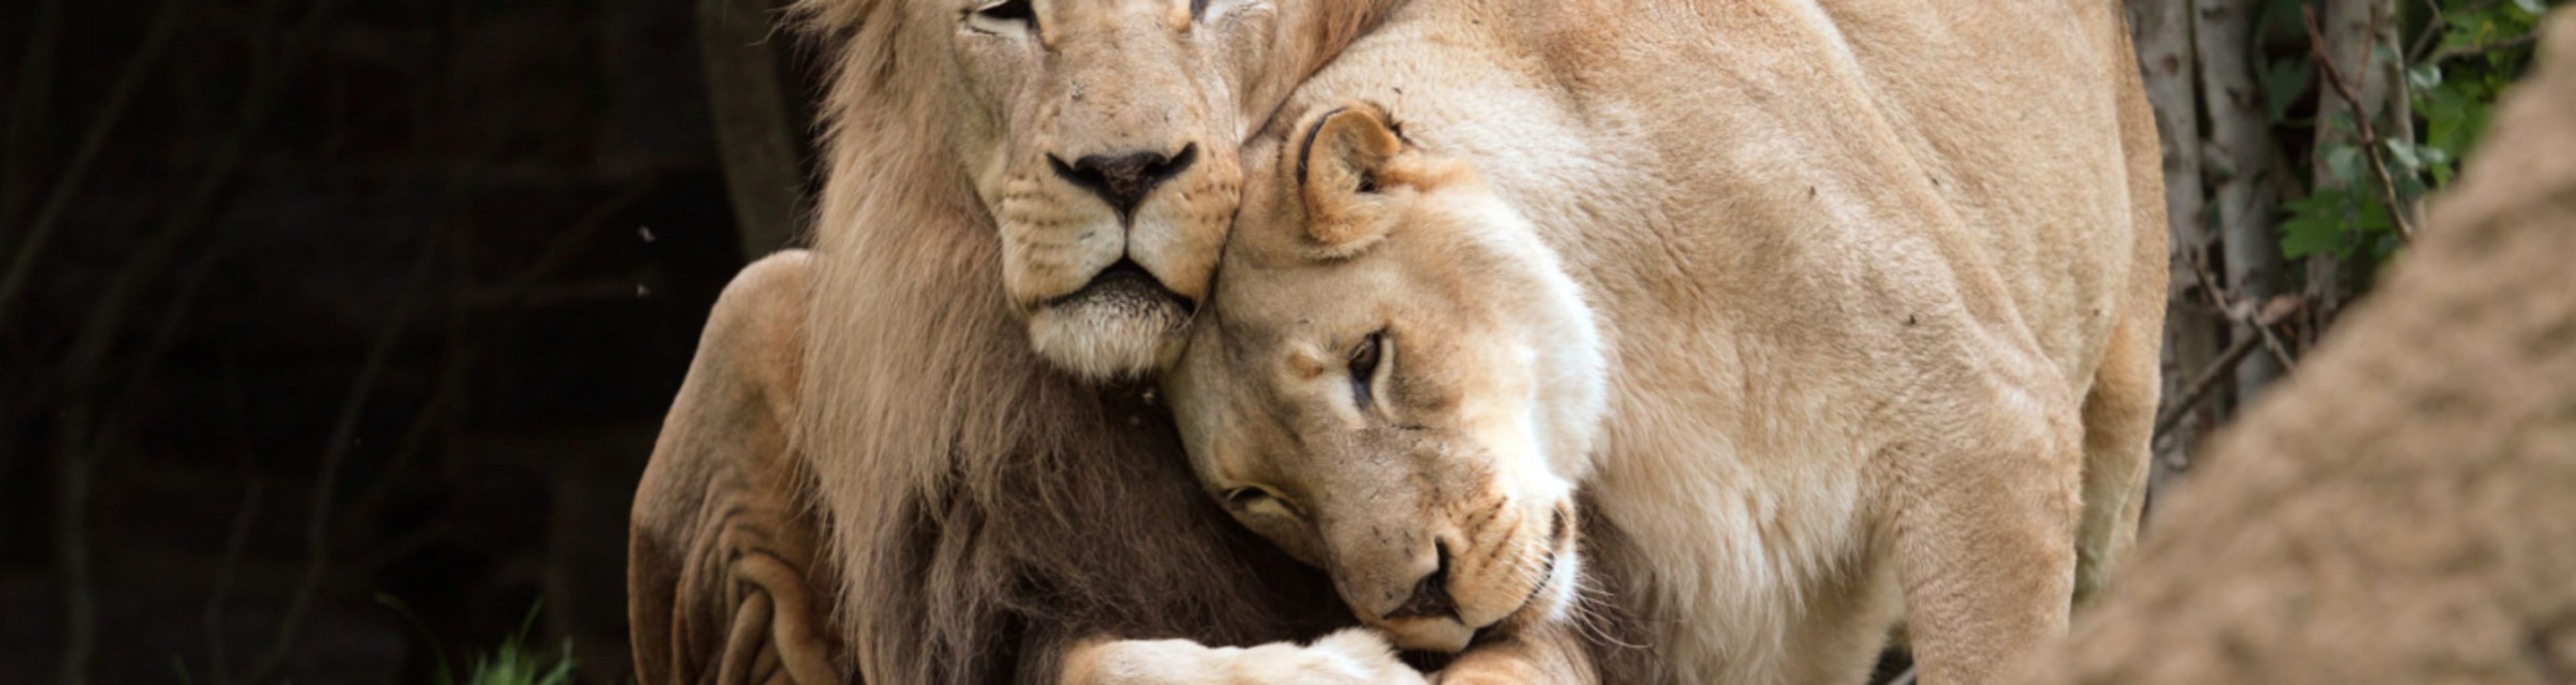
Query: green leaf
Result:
<box><xmin>2356</xmin><ymin>192</ymin><xmax>2394</xmax><ymax>235</ymax></box>
<box><xmin>2261</xmin><ymin>57</ymin><xmax>2313</xmax><ymax>123</ymax></box>
<box><xmin>2385</xmin><ymin>140</ymin><xmax>2422</xmax><ymax>175</ymax></box>
<box><xmin>2281</xmin><ymin>215</ymin><xmax>2345</xmax><ymax>260</ymax></box>
<box><xmin>2512</xmin><ymin>0</ymin><xmax>2544</xmax><ymax>17</ymax></box>
<box><xmin>2279</xmin><ymin>191</ymin><xmax>2354</xmax><ymax>260</ymax></box>
<box><xmin>2408</xmin><ymin>63</ymin><xmax>2443</xmax><ymax>91</ymax></box>
<box><xmin>2321</xmin><ymin>143</ymin><xmax>2364</xmax><ymax>187</ymax></box>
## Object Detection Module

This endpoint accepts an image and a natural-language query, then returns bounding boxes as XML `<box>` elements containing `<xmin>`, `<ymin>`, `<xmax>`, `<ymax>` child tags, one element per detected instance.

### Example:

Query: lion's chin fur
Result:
<box><xmin>1028</xmin><ymin>293</ymin><xmax>1191</xmax><ymax>381</ymax></box>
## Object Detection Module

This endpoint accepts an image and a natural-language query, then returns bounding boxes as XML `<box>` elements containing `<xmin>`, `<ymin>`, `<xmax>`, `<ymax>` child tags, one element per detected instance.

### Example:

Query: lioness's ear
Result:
<box><xmin>1294</xmin><ymin>103</ymin><xmax>1405</xmax><ymax>258</ymax></box>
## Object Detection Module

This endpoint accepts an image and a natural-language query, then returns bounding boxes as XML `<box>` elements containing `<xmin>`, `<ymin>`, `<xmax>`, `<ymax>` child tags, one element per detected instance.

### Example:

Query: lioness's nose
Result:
<box><xmin>1383</xmin><ymin>541</ymin><xmax>1460</xmax><ymax>621</ymax></box>
<box><xmin>1051</xmin><ymin>144</ymin><xmax>1197</xmax><ymax>221</ymax></box>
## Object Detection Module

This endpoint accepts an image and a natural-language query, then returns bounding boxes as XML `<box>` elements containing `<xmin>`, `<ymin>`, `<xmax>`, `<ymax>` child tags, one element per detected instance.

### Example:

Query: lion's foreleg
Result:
<box><xmin>1060</xmin><ymin>629</ymin><xmax>1431</xmax><ymax>685</ymax></box>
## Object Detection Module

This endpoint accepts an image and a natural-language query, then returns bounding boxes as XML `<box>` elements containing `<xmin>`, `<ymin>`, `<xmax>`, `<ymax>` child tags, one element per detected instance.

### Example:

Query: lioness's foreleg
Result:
<box><xmin>1886</xmin><ymin>395</ymin><xmax>2084</xmax><ymax>684</ymax></box>
<box><xmin>1431</xmin><ymin>621</ymin><xmax>1599</xmax><ymax>685</ymax></box>
<box><xmin>1061</xmin><ymin>629</ymin><xmax>1430</xmax><ymax>685</ymax></box>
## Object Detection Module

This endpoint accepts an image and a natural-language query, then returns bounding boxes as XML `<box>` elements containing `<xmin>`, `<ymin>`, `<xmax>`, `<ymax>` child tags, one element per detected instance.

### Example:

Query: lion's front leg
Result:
<box><xmin>630</xmin><ymin>251</ymin><xmax>844</xmax><ymax>684</ymax></box>
<box><xmin>1061</xmin><ymin>629</ymin><xmax>1431</xmax><ymax>685</ymax></box>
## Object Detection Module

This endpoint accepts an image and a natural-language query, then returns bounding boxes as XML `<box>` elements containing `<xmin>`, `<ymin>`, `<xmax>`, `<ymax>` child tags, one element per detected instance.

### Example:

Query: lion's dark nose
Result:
<box><xmin>1385</xmin><ymin>541</ymin><xmax>1460</xmax><ymax>621</ymax></box>
<box><xmin>1051</xmin><ymin>144</ymin><xmax>1197</xmax><ymax>221</ymax></box>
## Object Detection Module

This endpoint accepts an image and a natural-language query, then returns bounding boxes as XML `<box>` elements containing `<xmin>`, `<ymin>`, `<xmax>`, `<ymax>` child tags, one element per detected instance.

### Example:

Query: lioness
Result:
<box><xmin>1166</xmin><ymin>1</ymin><xmax>2165</xmax><ymax>682</ymax></box>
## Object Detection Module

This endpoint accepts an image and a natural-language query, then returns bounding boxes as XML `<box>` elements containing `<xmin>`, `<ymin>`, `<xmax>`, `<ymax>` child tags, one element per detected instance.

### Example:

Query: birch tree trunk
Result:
<box><xmin>2308</xmin><ymin>0</ymin><xmax>2404</xmax><ymax>335</ymax></box>
<box><xmin>2192</xmin><ymin>0</ymin><xmax>2285</xmax><ymax>403</ymax></box>
<box><xmin>2127</xmin><ymin>0</ymin><xmax>2216</xmax><ymax>481</ymax></box>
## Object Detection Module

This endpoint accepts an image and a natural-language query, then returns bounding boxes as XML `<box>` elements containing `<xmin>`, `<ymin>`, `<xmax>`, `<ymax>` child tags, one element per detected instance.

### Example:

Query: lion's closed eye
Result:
<box><xmin>1224</xmin><ymin>484</ymin><xmax>1303</xmax><ymax>519</ymax></box>
<box><xmin>1223</xmin><ymin>485</ymin><xmax>1269</xmax><ymax>507</ymax></box>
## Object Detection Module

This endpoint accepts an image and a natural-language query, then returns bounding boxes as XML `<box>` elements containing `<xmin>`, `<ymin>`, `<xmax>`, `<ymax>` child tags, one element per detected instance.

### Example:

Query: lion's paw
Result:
<box><xmin>1069</xmin><ymin>629</ymin><xmax>1429</xmax><ymax>685</ymax></box>
<box><xmin>1232</xmin><ymin>629</ymin><xmax>1430</xmax><ymax>685</ymax></box>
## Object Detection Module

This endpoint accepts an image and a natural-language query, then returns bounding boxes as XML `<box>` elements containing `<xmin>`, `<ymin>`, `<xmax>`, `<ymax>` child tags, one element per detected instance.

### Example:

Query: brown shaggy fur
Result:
<box><xmin>647</xmin><ymin>1</ymin><xmax>1406</xmax><ymax>683</ymax></box>
<box><xmin>2010</xmin><ymin>13</ymin><xmax>2576</xmax><ymax>684</ymax></box>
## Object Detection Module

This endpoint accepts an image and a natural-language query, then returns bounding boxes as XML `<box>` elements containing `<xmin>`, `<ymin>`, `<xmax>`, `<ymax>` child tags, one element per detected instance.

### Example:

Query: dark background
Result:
<box><xmin>0</xmin><ymin>0</ymin><xmax>816</xmax><ymax>681</ymax></box>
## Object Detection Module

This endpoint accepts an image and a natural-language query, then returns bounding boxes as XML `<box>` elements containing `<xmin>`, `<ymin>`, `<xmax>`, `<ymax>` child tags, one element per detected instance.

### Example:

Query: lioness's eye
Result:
<box><xmin>1349</xmin><ymin>330</ymin><xmax>1386</xmax><ymax>409</ymax></box>
<box><xmin>968</xmin><ymin>0</ymin><xmax>1035</xmax><ymax>32</ymax></box>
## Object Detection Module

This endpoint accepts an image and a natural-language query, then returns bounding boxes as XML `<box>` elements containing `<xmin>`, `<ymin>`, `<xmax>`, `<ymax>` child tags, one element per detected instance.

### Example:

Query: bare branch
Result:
<box><xmin>47</xmin><ymin>115</ymin><xmax>231</xmax><ymax>685</ymax></box>
<box><xmin>330</xmin><ymin>182</ymin><xmax>651</xmax><ymax>537</ymax></box>
<box><xmin>2189</xmin><ymin>252</ymin><xmax>2298</xmax><ymax>371</ymax></box>
<box><xmin>202</xmin><ymin>479</ymin><xmax>264</xmax><ymax>683</ymax></box>
<box><xmin>52</xmin><ymin>407</ymin><xmax>99</xmax><ymax>685</ymax></box>
<box><xmin>235</xmin><ymin>232</ymin><xmax>442</xmax><ymax>685</ymax></box>
<box><xmin>2433</xmin><ymin>31</ymin><xmax>2540</xmax><ymax>63</ymax></box>
<box><xmin>2129</xmin><ymin>0</ymin><xmax>2218</xmax><ymax>481</ymax></box>
<box><xmin>0</xmin><ymin>0</ymin><xmax>193</xmax><ymax>332</ymax></box>
<box><xmin>2194</xmin><ymin>0</ymin><xmax>2288</xmax><ymax>399</ymax></box>
<box><xmin>2155</xmin><ymin>334</ymin><xmax>2264</xmax><ymax>438</ymax></box>
<box><xmin>1</xmin><ymin>0</ymin><xmax>65</xmax><ymax>228</ymax></box>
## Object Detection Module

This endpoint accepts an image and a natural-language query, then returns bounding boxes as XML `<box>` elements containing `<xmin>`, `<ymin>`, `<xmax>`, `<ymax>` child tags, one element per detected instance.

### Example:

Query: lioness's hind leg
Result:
<box><xmin>2073</xmin><ymin>312</ymin><xmax>2157</xmax><ymax>605</ymax></box>
<box><xmin>1889</xmin><ymin>394</ymin><xmax>2083</xmax><ymax>684</ymax></box>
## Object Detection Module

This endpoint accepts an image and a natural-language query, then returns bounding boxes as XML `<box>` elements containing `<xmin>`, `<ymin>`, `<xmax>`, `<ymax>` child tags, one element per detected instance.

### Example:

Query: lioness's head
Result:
<box><xmin>1168</xmin><ymin>104</ymin><xmax>1608</xmax><ymax>651</ymax></box>
<box><xmin>800</xmin><ymin>0</ymin><xmax>1375</xmax><ymax>380</ymax></box>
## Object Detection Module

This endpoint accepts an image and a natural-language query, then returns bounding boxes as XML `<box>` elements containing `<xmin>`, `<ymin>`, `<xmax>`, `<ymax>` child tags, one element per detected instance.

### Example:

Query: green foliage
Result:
<box><xmin>2275</xmin><ymin>0</ymin><xmax>2551</xmax><ymax>266</ymax></box>
<box><xmin>461</xmin><ymin>607</ymin><xmax>578</xmax><ymax>685</ymax></box>
<box><xmin>380</xmin><ymin>594</ymin><xmax>580</xmax><ymax>685</ymax></box>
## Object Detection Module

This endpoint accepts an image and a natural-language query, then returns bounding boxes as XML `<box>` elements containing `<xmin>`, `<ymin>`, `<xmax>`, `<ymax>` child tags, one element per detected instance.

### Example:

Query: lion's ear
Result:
<box><xmin>1294</xmin><ymin>103</ymin><xmax>1406</xmax><ymax>258</ymax></box>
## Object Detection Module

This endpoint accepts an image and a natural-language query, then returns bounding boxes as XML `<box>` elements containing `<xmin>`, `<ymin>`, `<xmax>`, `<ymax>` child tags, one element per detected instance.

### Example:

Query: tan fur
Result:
<box><xmin>629</xmin><ymin>1</ymin><xmax>1431</xmax><ymax>682</ymax></box>
<box><xmin>2012</xmin><ymin>13</ymin><xmax>2576</xmax><ymax>683</ymax></box>
<box><xmin>1168</xmin><ymin>1</ymin><xmax>2165</xmax><ymax>683</ymax></box>
<box><xmin>631</xmin><ymin>253</ymin><xmax>841</xmax><ymax>684</ymax></box>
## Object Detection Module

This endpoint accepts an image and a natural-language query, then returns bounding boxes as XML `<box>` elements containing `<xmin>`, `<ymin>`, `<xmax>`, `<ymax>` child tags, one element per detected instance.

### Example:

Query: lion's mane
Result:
<box><xmin>780</xmin><ymin>1</ymin><xmax>1389</xmax><ymax>682</ymax></box>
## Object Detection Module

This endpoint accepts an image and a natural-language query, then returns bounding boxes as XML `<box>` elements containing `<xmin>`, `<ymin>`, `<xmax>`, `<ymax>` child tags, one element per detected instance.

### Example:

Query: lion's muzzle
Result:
<box><xmin>1049</xmin><ymin>144</ymin><xmax>1199</xmax><ymax>223</ymax></box>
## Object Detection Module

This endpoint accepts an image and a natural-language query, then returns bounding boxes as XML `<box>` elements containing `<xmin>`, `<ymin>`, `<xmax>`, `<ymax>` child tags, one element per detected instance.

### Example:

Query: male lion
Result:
<box><xmin>627</xmin><ymin>1</ymin><xmax>1434</xmax><ymax>682</ymax></box>
<box><xmin>1165</xmin><ymin>1</ymin><xmax>2167</xmax><ymax>682</ymax></box>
